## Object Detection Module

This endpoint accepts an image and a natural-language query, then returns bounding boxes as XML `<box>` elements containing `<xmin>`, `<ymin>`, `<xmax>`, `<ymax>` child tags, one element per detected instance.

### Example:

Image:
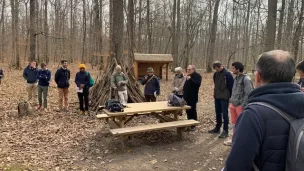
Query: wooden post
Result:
<box><xmin>166</xmin><ymin>63</ymin><xmax>169</xmax><ymax>81</ymax></box>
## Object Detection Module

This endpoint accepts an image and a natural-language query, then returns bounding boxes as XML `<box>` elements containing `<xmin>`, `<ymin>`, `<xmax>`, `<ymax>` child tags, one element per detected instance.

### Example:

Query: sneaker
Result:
<box><xmin>36</xmin><ymin>105</ymin><xmax>42</xmax><ymax>111</ymax></box>
<box><xmin>224</xmin><ymin>138</ymin><xmax>232</xmax><ymax>146</ymax></box>
<box><xmin>84</xmin><ymin>111</ymin><xmax>89</xmax><ymax>115</ymax></box>
<box><xmin>219</xmin><ymin>130</ymin><xmax>229</xmax><ymax>138</ymax></box>
<box><xmin>208</xmin><ymin>127</ymin><xmax>220</xmax><ymax>134</ymax></box>
<box><xmin>78</xmin><ymin>110</ymin><xmax>84</xmax><ymax>115</ymax></box>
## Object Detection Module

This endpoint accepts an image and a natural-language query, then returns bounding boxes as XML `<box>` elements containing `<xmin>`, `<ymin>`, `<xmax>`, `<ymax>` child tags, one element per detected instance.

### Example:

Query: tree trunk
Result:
<box><xmin>137</xmin><ymin>0</ymin><xmax>142</xmax><ymax>52</ymax></box>
<box><xmin>82</xmin><ymin>0</ymin><xmax>87</xmax><ymax>63</ymax></box>
<box><xmin>285</xmin><ymin>0</ymin><xmax>295</xmax><ymax>50</ymax></box>
<box><xmin>206</xmin><ymin>0</ymin><xmax>220</xmax><ymax>73</ymax></box>
<box><xmin>277</xmin><ymin>0</ymin><xmax>285</xmax><ymax>49</ymax></box>
<box><xmin>44</xmin><ymin>0</ymin><xmax>49</xmax><ymax>63</ymax></box>
<box><xmin>292</xmin><ymin>0</ymin><xmax>304</xmax><ymax>62</ymax></box>
<box><xmin>176</xmin><ymin>0</ymin><xmax>180</xmax><ymax>65</ymax></box>
<box><xmin>244</xmin><ymin>1</ymin><xmax>251</xmax><ymax>69</ymax></box>
<box><xmin>127</xmin><ymin>0</ymin><xmax>134</xmax><ymax>66</ymax></box>
<box><xmin>0</xmin><ymin>0</ymin><xmax>5</xmax><ymax>62</ymax></box>
<box><xmin>146</xmin><ymin>0</ymin><xmax>152</xmax><ymax>53</ymax></box>
<box><xmin>111</xmin><ymin>0</ymin><xmax>124</xmax><ymax>60</ymax></box>
<box><xmin>171</xmin><ymin>0</ymin><xmax>176</xmax><ymax>66</ymax></box>
<box><xmin>264</xmin><ymin>0</ymin><xmax>277</xmax><ymax>52</ymax></box>
<box><xmin>69</xmin><ymin>0</ymin><xmax>74</xmax><ymax>63</ymax></box>
<box><xmin>29</xmin><ymin>0</ymin><xmax>36</xmax><ymax>61</ymax></box>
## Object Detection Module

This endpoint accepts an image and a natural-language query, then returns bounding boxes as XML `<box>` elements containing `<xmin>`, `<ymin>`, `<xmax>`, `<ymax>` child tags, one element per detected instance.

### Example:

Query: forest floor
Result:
<box><xmin>0</xmin><ymin>63</ymin><xmax>230</xmax><ymax>171</ymax></box>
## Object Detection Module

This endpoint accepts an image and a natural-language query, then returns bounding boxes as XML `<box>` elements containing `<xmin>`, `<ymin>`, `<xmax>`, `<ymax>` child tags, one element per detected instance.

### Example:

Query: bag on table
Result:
<box><xmin>167</xmin><ymin>93</ymin><xmax>186</xmax><ymax>107</ymax></box>
<box><xmin>105</xmin><ymin>99</ymin><xmax>124</xmax><ymax>112</ymax></box>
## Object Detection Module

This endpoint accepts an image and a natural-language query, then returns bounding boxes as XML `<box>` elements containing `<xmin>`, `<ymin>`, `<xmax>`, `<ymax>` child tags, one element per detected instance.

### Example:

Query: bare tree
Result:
<box><xmin>277</xmin><ymin>0</ymin><xmax>285</xmax><ymax>48</ymax></box>
<box><xmin>29</xmin><ymin>0</ymin><xmax>36</xmax><ymax>61</ymax></box>
<box><xmin>0</xmin><ymin>0</ymin><xmax>5</xmax><ymax>62</ymax></box>
<box><xmin>111</xmin><ymin>0</ymin><xmax>124</xmax><ymax>60</ymax></box>
<box><xmin>81</xmin><ymin>0</ymin><xmax>87</xmax><ymax>63</ymax></box>
<box><xmin>146</xmin><ymin>0</ymin><xmax>152</xmax><ymax>53</ymax></box>
<box><xmin>264</xmin><ymin>0</ymin><xmax>277</xmax><ymax>51</ymax></box>
<box><xmin>206</xmin><ymin>0</ymin><xmax>220</xmax><ymax>73</ymax></box>
<box><xmin>292</xmin><ymin>0</ymin><xmax>304</xmax><ymax>62</ymax></box>
<box><xmin>44</xmin><ymin>0</ymin><xmax>49</xmax><ymax>63</ymax></box>
<box><xmin>127</xmin><ymin>0</ymin><xmax>135</xmax><ymax>66</ymax></box>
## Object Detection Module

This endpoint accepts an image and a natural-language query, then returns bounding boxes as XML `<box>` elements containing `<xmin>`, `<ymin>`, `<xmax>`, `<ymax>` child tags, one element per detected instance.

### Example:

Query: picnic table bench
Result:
<box><xmin>96</xmin><ymin>101</ymin><xmax>200</xmax><ymax>147</ymax></box>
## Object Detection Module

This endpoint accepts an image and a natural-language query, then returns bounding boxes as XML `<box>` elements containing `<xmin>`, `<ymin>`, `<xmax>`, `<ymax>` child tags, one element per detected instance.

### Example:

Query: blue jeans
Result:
<box><xmin>215</xmin><ymin>99</ymin><xmax>229</xmax><ymax>131</ymax></box>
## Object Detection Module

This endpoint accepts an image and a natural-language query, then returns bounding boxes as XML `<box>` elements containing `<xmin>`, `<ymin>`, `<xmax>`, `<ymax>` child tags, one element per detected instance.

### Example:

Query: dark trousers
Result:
<box><xmin>145</xmin><ymin>94</ymin><xmax>156</xmax><ymax>102</ymax></box>
<box><xmin>186</xmin><ymin>101</ymin><xmax>197</xmax><ymax>121</ymax></box>
<box><xmin>78</xmin><ymin>88</ymin><xmax>89</xmax><ymax>111</ymax></box>
<box><xmin>214</xmin><ymin>99</ymin><xmax>229</xmax><ymax>131</ymax></box>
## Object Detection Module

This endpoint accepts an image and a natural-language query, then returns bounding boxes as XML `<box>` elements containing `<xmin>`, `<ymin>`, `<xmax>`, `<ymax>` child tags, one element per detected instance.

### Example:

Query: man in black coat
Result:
<box><xmin>183</xmin><ymin>65</ymin><xmax>202</xmax><ymax>130</ymax></box>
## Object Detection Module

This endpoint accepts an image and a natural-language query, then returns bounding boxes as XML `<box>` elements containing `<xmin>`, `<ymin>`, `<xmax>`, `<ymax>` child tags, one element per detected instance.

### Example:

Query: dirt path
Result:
<box><xmin>0</xmin><ymin>64</ymin><xmax>230</xmax><ymax>171</ymax></box>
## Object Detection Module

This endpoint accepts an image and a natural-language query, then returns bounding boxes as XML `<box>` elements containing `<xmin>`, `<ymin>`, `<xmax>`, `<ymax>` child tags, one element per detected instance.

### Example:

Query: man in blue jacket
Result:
<box><xmin>209</xmin><ymin>61</ymin><xmax>234</xmax><ymax>138</ymax></box>
<box><xmin>23</xmin><ymin>60</ymin><xmax>38</xmax><ymax>103</ymax></box>
<box><xmin>223</xmin><ymin>50</ymin><xmax>304</xmax><ymax>171</ymax></box>
<box><xmin>55</xmin><ymin>60</ymin><xmax>70</xmax><ymax>112</ymax></box>
<box><xmin>37</xmin><ymin>62</ymin><xmax>51</xmax><ymax>111</ymax></box>
<box><xmin>141</xmin><ymin>67</ymin><xmax>160</xmax><ymax>102</ymax></box>
<box><xmin>75</xmin><ymin>64</ymin><xmax>91</xmax><ymax>115</ymax></box>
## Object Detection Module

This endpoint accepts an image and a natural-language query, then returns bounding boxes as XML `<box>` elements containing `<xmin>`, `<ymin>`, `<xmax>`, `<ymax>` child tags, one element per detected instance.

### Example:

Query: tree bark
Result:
<box><xmin>0</xmin><ymin>0</ymin><xmax>5</xmax><ymax>62</ymax></box>
<box><xmin>264</xmin><ymin>0</ymin><xmax>277</xmax><ymax>52</ymax></box>
<box><xmin>146</xmin><ymin>0</ymin><xmax>152</xmax><ymax>53</ymax></box>
<box><xmin>127</xmin><ymin>0</ymin><xmax>134</xmax><ymax>66</ymax></box>
<box><xmin>206</xmin><ymin>0</ymin><xmax>220</xmax><ymax>73</ymax></box>
<box><xmin>44</xmin><ymin>0</ymin><xmax>49</xmax><ymax>63</ymax></box>
<box><xmin>277</xmin><ymin>0</ymin><xmax>285</xmax><ymax>49</ymax></box>
<box><xmin>29</xmin><ymin>0</ymin><xmax>36</xmax><ymax>61</ymax></box>
<box><xmin>137</xmin><ymin>0</ymin><xmax>142</xmax><ymax>52</ymax></box>
<box><xmin>82</xmin><ymin>0</ymin><xmax>87</xmax><ymax>63</ymax></box>
<box><xmin>285</xmin><ymin>0</ymin><xmax>295</xmax><ymax>50</ymax></box>
<box><xmin>292</xmin><ymin>0</ymin><xmax>304</xmax><ymax>62</ymax></box>
<box><xmin>171</xmin><ymin>0</ymin><xmax>176</xmax><ymax>66</ymax></box>
<box><xmin>111</xmin><ymin>0</ymin><xmax>124</xmax><ymax>60</ymax></box>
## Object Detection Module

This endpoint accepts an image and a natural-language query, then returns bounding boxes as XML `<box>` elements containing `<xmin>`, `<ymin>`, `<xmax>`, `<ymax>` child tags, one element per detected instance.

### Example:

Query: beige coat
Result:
<box><xmin>172</xmin><ymin>74</ymin><xmax>186</xmax><ymax>95</ymax></box>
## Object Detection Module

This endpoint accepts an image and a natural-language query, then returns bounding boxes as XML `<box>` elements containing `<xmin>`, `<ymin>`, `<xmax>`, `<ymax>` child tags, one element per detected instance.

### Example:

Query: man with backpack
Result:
<box><xmin>141</xmin><ymin>67</ymin><xmax>160</xmax><ymax>102</ymax></box>
<box><xmin>55</xmin><ymin>60</ymin><xmax>70</xmax><ymax>112</ymax></box>
<box><xmin>183</xmin><ymin>65</ymin><xmax>202</xmax><ymax>131</ymax></box>
<box><xmin>0</xmin><ymin>68</ymin><xmax>4</xmax><ymax>85</ymax></box>
<box><xmin>111</xmin><ymin>65</ymin><xmax>128</xmax><ymax>106</ymax></box>
<box><xmin>224</xmin><ymin>62</ymin><xmax>253</xmax><ymax>146</ymax></box>
<box><xmin>23</xmin><ymin>60</ymin><xmax>39</xmax><ymax>104</ymax></box>
<box><xmin>37</xmin><ymin>62</ymin><xmax>51</xmax><ymax>112</ymax></box>
<box><xmin>75</xmin><ymin>64</ymin><xmax>91</xmax><ymax>115</ymax></box>
<box><xmin>223</xmin><ymin>50</ymin><xmax>304</xmax><ymax>171</ymax></box>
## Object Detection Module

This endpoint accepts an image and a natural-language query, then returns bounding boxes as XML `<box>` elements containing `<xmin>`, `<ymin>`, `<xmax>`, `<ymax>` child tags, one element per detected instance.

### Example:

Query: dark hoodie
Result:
<box><xmin>224</xmin><ymin>82</ymin><xmax>304</xmax><ymax>171</ymax></box>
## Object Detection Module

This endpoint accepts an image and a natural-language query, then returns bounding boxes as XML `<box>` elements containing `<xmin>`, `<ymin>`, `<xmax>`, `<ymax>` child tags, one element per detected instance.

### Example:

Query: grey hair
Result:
<box><xmin>256</xmin><ymin>50</ymin><xmax>295</xmax><ymax>83</ymax></box>
<box><xmin>175</xmin><ymin>67</ymin><xmax>183</xmax><ymax>72</ymax></box>
<box><xmin>188</xmin><ymin>65</ymin><xmax>196</xmax><ymax>71</ymax></box>
<box><xmin>115</xmin><ymin>65</ymin><xmax>122</xmax><ymax>71</ymax></box>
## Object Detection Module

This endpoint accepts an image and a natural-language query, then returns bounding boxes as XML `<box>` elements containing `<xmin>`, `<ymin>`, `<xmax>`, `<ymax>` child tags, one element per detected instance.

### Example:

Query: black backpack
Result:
<box><xmin>105</xmin><ymin>99</ymin><xmax>124</xmax><ymax>112</ymax></box>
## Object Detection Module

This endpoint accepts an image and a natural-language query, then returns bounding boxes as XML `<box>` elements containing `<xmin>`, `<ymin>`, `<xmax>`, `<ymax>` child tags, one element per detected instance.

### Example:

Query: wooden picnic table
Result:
<box><xmin>97</xmin><ymin>101</ymin><xmax>199</xmax><ymax>148</ymax></box>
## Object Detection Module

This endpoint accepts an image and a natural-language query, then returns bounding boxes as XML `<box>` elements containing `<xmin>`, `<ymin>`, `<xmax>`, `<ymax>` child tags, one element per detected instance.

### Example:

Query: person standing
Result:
<box><xmin>172</xmin><ymin>67</ymin><xmax>186</xmax><ymax>98</ymax></box>
<box><xmin>141</xmin><ymin>67</ymin><xmax>160</xmax><ymax>102</ymax></box>
<box><xmin>224</xmin><ymin>62</ymin><xmax>253</xmax><ymax>146</ymax></box>
<box><xmin>55</xmin><ymin>60</ymin><xmax>70</xmax><ymax>112</ymax></box>
<box><xmin>37</xmin><ymin>63</ymin><xmax>51</xmax><ymax>112</ymax></box>
<box><xmin>23</xmin><ymin>60</ymin><xmax>39</xmax><ymax>104</ymax></box>
<box><xmin>75</xmin><ymin>64</ymin><xmax>91</xmax><ymax>115</ymax></box>
<box><xmin>223</xmin><ymin>50</ymin><xmax>304</xmax><ymax>171</ymax></box>
<box><xmin>209</xmin><ymin>61</ymin><xmax>234</xmax><ymax>138</ymax></box>
<box><xmin>111</xmin><ymin>65</ymin><xmax>128</xmax><ymax>106</ymax></box>
<box><xmin>183</xmin><ymin>65</ymin><xmax>202</xmax><ymax>130</ymax></box>
<box><xmin>296</xmin><ymin>60</ymin><xmax>304</xmax><ymax>92</ymax></box>
<box><xmin>0</xmin><ymin>68</ymin><xmax>4</xmax><ymax>85</ymax></box>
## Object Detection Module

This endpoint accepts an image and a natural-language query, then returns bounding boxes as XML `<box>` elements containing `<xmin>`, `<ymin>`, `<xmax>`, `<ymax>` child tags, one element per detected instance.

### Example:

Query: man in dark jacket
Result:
<box><xmin>37</xmin><ymin>62</ymin><xmax>51</xmax><ymax>111</ymax></box>
<box><xmin>296</xmin><ymin>60</ymin><xmax>304</xmax><ymax>91</ymax></box>
<box><xmin>23</xmin><ymin>60</ymin><xmax>38</xmax><ymax>103</ymax></box>
<box><xmin>183</xmin><ymin>65</ymin><xmax>202</xmax><ymax>130</ymax></box>
<box><xmin>209</xmin><ymin>61</ymin><xmax>234</xmax><ymax>138</ymax></box>
<box><xmin>75</xmin><ymin>64</ymin><xmax>91</xmax><ymax>115</ymax></box>
<box><xmin>141</xmin><ymin>67</ymin><xmax>160</xmax><ymax>102</ymax></box>
<box><xmin>223</xmin><ymin>50</ymin><xmax>304</xmax><ymax>171</ymax></box>
<box><xmin>55</xmin><ymin>60</ymin><xmax>70</xmax><ymax>112</ymax></box>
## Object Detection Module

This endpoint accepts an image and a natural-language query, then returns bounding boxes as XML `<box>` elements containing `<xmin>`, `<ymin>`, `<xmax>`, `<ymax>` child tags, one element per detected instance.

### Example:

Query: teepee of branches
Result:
<box><xmin>89</xmin><ymin>57</ymin><xmax>145</xmax><ymax>110</ymax></box>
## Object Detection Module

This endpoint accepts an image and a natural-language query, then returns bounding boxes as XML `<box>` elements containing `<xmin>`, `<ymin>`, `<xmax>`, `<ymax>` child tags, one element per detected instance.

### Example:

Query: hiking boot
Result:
<box><xmin>224</xmin><ymin>138</ymin><xmax>232</xmax><ymax>146</ymax></box>
<box><xmin>219</xmin><ymin>130</ymin><xmax>229</xmax><ymax>138</ymax></box>
<box><xmin>208</xmin><ymin>127</ymin><xmax>220</xmax><ymax>134</ymax></box>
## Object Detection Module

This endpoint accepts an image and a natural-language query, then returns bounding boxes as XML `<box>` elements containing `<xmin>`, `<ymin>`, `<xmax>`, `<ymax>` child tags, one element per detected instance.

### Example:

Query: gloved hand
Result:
<box><xmin>154</xmin><ymin>91</ymin><xmax>157</xmax><ymax>97</ymax></box>
<box><xmin>174</xmin><ymin>87</ymin><xmax>178</xmax><ymax>91</ymax></box>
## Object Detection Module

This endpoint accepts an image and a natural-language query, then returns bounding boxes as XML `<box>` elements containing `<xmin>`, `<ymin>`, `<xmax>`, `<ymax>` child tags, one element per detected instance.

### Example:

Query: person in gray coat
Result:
<box><xmin>224</xmin><ymin>61</ymin><xmax>254</xmax><ymax>146</ymax></box>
